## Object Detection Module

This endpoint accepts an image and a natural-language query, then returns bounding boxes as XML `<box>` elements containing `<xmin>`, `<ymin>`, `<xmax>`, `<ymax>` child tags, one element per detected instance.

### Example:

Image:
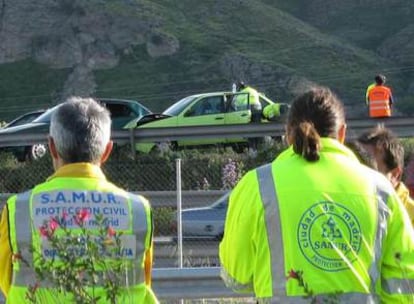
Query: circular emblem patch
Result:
<box><xmin>297</xmin><ymin>201</ymin><xmax>362</xmax><ymax>271</ymax></box>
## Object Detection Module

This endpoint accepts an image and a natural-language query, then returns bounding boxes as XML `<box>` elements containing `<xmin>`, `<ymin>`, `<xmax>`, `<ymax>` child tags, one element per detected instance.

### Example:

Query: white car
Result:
<box><xmin>174</xmin><ymin>192</ymin><xmax>230</xmax><ymax>240</ymax></box>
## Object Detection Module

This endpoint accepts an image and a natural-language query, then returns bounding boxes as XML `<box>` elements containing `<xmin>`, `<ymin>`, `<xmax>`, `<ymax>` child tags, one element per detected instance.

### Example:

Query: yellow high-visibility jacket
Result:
<box><xmin>365</xmin><ymin>83</ymin><xmax>375</xmax><ymax>104</ymax></box>
<box><xmin>396</xmin><ymin>181</ymin><xmax>414</xmax><ymax>228</ymax></box>
<box><xmin>0</xmin><ymin>163</ymin><xmax>158</xmax><ymax>303</ymax></box>
<box><xmin>220</xmin><ymin>138</ymin><xmax>414</xmax><ymax>303</ymax></box>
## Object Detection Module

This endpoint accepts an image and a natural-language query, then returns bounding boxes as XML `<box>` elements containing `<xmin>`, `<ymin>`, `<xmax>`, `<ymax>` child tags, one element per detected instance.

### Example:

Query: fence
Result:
<box><xmin>0</xmin><ymin>119</ymin><xmax>414</xmax><ymax>302</ymax></box>
<box><xmin>0</xmin><ymin>147</ymin><xmax>262</xmax><ymax>303</ymax></box>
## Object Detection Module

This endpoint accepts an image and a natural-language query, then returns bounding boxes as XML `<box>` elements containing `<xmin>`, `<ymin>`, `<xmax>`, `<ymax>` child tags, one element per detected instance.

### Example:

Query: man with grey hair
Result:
<box><xmin>0</xmin><ymin>97</ymin><xmax>158</xmax><ymax>303</ymax></box>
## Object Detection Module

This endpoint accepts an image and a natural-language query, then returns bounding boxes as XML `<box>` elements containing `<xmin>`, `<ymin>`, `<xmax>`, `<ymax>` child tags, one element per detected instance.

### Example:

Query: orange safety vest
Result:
<box><xmin>367</xmin><ymin>85</ymin><xmax>392</xmax><ymax>118</ymax></box>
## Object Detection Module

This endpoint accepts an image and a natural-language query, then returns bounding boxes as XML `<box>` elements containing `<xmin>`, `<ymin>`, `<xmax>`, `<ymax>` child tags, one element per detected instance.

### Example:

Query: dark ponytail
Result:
<box><xmin>292</xmin><ymin>122</ymin><xmax>321</xmax><ymax>162</ymax></box>
<box><xmin>287</xmin><ymin>87</ymin><xmax>345</xmax><ymax>162</ymax></box>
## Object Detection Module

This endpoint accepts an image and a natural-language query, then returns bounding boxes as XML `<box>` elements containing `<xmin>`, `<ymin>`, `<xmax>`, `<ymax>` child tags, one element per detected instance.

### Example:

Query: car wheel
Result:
<box><xmin>28</xmin><ymin>144</ymin><xmax>48</xmax><ymax>160</ymax></box>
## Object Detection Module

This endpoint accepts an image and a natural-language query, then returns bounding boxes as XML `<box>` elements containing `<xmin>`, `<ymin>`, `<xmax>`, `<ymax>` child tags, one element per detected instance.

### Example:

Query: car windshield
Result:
<box><xmin>163</xmin><ymin>96</ymin><xmax>197</xmax><ymax>116</ymax></box>
<box><xmin>32</xmin><ymin>106</ymin><xmax>60</xmax><ymax>123</ymax></box>
<box><xmin>211</xmin><ymin>192</ymin><xmax>230</xmax><ymax>209</ymax></box>
<box><xmin>131</xmin><ymin>102</ymin><xmax>151</xmax><ymax>116</ymax></box>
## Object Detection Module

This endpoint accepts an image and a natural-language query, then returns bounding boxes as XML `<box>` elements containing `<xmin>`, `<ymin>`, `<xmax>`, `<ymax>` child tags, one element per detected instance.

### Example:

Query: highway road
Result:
<box><xmin>153</xmin><ymin>238</ymin><xmax>220</xmax><ymax>268</ymax></box>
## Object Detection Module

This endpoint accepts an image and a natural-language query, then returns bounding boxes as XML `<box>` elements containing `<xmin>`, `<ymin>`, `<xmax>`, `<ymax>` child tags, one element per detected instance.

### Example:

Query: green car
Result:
<box><xmin>124</xmin><ymin>91</ymin><xmax>286</xmax><ymax>153</ymax></box>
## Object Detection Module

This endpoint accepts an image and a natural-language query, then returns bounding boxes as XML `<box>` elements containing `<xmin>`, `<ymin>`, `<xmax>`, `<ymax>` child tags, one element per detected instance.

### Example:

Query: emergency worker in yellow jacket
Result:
<box><xmin>234</xmin><ymin>81</ymin><xmax>262</xmax><ymax>123</ymax></box>
<box><xmin>0</xmin><ymin>97</ymin><xmax>158</xmax><ymax>303</ymax></box>
<box><xmin>262</xmin><ymin>103</ymin><xmax>290</xmax><ymax>122</ymax></box>
<box><xmin>358</xmin><ymin>125</ymin><xmax>414</xmax><ymax>227</ymax></box>
<box><xmin>219</xmin><ymin>87</ymin><xmax>414</xmax><ymax>303</ymax></box>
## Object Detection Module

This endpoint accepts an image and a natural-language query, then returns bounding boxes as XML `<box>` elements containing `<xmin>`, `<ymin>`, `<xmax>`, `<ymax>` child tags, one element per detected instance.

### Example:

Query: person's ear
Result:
<box><xmin>100</xmin><ymin>141</ymin><xmax>113</xmax><ymax>164</ymax></box>
<box><xmin>390</xmin><ymin>166</ymin><xmax>402</xmax><ymax>186</ymax></box>
<box><xmin>284</xmin><ymin>125</ymin><xmax>292</xmax><ymax>145</ymax></box>
<box><xmin>48</xmin><ymin>136</ymin><xmax>59</xmax><ymax>160</ymax></box>
<box><xmin>338</xmin><ymin>123</ymin><xmax>347</xmax><ymax>144</ymax></box>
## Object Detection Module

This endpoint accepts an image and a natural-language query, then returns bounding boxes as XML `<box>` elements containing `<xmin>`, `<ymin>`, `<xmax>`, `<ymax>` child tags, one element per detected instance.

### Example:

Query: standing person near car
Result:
<box><xmin>0</xmin><ymin>97</ymin><xmax>158</xmax><ymax>303</ymax></box>
<box><xmin>357</xmin><ymin>125</ymin><xmax>414</xmax><ymax>227</ymax></box>
<box><xmin>235</xmin><ymin>81</ymin><xmax>262</xmax><ymax>123</ymax></box>
<box><xmin>219</xmin><ymin>87</ymin><xmax>414</xmax><ymax>303</ymax></box>
<box><xmin>367</xmin><ymin>74</ymin><xmax>394</xmax><ymax>118</ymax></box>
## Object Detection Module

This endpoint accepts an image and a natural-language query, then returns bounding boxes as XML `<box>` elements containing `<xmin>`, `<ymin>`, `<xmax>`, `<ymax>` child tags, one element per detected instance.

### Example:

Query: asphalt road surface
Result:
<box><xmin>154</xmin><ymin>238</ymin><xmax>220</xmax><ymax>268</ymax></box>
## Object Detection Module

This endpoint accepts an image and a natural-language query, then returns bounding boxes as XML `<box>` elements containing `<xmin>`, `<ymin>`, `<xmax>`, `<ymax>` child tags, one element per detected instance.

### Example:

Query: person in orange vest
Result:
<box><xmin>367</xmin><ymin>74</ymin><xmax>394</xmax><ymax>118</ymax></box>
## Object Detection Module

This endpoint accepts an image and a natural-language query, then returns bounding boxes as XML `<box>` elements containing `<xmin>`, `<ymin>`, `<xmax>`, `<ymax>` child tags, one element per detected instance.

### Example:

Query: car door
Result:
<box><xmin>223</xmin><ymin>92</ymin><xmax>251</xmax><ymax>144</ymax></box>
<box><xmin>224</xmin><ymin>92</ymin><xmax>251</xmax><ymax>124</ymax></box>
<box><xmin>176</xmin><ymin>95</ymin><xmax>226</xmax><ymax>146</ymax></box>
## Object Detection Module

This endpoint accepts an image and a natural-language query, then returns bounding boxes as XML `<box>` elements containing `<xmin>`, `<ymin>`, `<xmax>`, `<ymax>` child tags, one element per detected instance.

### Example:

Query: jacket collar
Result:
<box><xmin>278</xmin><ymin>138</ymin><xmax>359</xmax><ymax>162</ymax></box>
<box><xmin>47</xmin><ymin>163</ymin><xmax>107</xmax><ymax>181</ymax></box>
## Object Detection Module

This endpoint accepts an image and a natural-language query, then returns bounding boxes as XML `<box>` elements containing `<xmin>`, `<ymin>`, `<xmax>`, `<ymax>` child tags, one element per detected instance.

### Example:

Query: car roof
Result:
<box><xmin>95</xmin><ymin>98</ymin><xmax>141</xmax><ymax>104</ymax></box>
<box><xmin>187</xmin><ymin>91</ymin><xmax>236</xmax><ymax>98</ymax></box>
<box><xmin>94</xmin><ymin>97</ymin><xmax>152</xmax><ymax>112</ymax></box>
<box><xmin>184</xmin><ymin>91</ymin><xmax>272</xmax><ymax>101</ymax></box>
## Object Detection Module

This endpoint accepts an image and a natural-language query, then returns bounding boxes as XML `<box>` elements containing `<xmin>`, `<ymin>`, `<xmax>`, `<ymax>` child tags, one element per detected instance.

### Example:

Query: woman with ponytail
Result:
<box><xmin>220</xmin><ymin>86</ymin><xmax>414</xmax><ymax>303</ymax></box>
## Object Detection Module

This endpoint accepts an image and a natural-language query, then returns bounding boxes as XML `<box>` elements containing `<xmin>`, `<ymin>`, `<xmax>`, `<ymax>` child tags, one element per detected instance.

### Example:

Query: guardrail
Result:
<box><xmin>0</xmin><ymin>117</ymin><xmax>413</xmax><ymax>148</ymax></box>
<box><xmin>152</xmin><ymin>267</ymin><xmax>251</xmax><ymax>300</ymax></box>
<box><xmin>0</xmin><ymin>268</ymin><xmax>245</xmax><ymax>303</ymax></box>
<box><xmin>0</xmin><ymin>190</ymin><xmax>227</xmax><ymax>208</ymax></box>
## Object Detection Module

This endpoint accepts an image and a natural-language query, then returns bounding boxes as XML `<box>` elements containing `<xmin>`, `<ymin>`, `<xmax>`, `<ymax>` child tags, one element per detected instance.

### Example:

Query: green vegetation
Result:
<box><xmin>0</xmin><ymin>142</ymin><xmax>284</xmax><ymax>193</ymax></box>
<box><xmin>1</xmin><ymin>1</ymin><xmax>414</xmax><ymax>121</ymax></box>
<box><xmin>0</xmin><ymin>60</ymin><xmax>69</xmax><ymax>119</ymax></box>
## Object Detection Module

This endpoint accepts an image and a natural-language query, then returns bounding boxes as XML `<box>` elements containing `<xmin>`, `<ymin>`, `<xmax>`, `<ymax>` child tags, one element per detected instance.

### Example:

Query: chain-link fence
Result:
<box><xmin>0</xmin><ymin>144</ymin><xmax>282</xmax><ymax>270</ymax></box>
<box><xmin>1</xmin><ymin>140</ymin><xmax>414</xmax><ymax>303</ymax></box>
<box><xmin>1</xmin><ymin>139</ymin><xmax>414</xmax><ymax>271</ymax></box>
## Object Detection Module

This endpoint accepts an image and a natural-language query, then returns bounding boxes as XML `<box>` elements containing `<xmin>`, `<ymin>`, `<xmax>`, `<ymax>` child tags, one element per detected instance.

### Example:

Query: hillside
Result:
<box><xmin>0</xmin><ymin>0</ymin><xmax>413</xmax><ymax>121</ymax></box>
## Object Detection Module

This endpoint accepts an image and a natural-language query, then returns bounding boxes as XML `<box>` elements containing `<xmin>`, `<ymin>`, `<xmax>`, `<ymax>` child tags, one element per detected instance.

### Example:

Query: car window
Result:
<box><xmin>130</xmin><ymin>102</ymin><xmax>151</xmax><ymax>117</ymax></box>
<box><xmin>163</xmin><ymin>96</ymin><xmax>197</xmax><ymax>116</ymax></box>
<box><xmin>211</xmin><ymin>193</ymin><xmax>230</xmax><ymax>209</ymax></box>
<box><xmin>33</xmin><ymin>106</ymin><xmax>60</xmax><ymax>123</ymax></box>
<box><xmin>4</xmin><ymin>112</ymin><xmax>44</xmax><ymax>128</ymax></box>
<box><xmin>105</xmin><ymin>103</ymin><xmax>135</xmax><ymax>118</ymax></box>
<box><xmin>228</xmin><ymin>93</ymin><xmax>249</xmax><ymax>112</ymax></box>
<box><xmin>187</xmin><ymin>96</ymin><xmax>223</xmax><ymax>117</ymax></box>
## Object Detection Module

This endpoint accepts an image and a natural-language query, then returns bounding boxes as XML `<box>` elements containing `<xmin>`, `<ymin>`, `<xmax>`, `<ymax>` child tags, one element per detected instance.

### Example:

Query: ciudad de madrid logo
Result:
<box><xmin>297</xmin><ymin>201</ymin><xmax>362</xmax><ymax>271</ymax></box>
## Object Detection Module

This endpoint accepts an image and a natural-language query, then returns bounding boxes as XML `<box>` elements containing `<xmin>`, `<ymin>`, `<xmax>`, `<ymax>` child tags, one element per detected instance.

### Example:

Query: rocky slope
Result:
<box><xmin>0</xmin><ymin>0</ymin><xmax>413</xmax><ymax>120</ymax></box>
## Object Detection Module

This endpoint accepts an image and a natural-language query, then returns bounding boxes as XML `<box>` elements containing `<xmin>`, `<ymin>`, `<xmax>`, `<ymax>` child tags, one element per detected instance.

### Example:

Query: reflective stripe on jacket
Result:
<box><xmin>396</xmin><ymin>181</ymin><xmax>414</xmax><ymax>228</ymax></box>
<box><xmin>219</xmin><ymin>138</ymin><xmax>414</xmax><ymax>303</ymax></box>
<box><xmin>5</xmin><ymin>164</ymin><xmax>156</xmax><ymax>303</ymax></box>
<box><xmin>368</xmin><ymin>85</ymin><xmax>392</xmax><ymax>117</ymax></box>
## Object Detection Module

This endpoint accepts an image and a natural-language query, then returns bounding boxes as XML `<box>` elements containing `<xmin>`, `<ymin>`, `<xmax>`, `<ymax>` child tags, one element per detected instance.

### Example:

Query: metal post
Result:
<box><xmin>176</xmin><ymin>158</ymin><xmax>183</xmax><ymax>268</ymax></box>
<box><xmin>129</xmin><ymin>129</ymin><xmax>136</xmax><ymax>160</ymax></box>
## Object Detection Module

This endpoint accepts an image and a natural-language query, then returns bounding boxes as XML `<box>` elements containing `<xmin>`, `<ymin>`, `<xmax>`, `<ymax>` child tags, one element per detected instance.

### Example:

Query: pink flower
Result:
<box><xmin>75</xmin><ymin>208</ymin><xmax>90</xmax><ymax>225</ymax></box>
<box><xmin>49</xmin><ymin>218</ymin><xmax>59</xmax><ymax>232</ymax></box>
<box><xmin>39</xmin><ymin>225</ymin><xmax>49</xmax><ymax>237</ymax></box>
<box><xmin>107</xmin><ymin>226</ymin><xmax>116</xmax><ymax>237</ymax></box>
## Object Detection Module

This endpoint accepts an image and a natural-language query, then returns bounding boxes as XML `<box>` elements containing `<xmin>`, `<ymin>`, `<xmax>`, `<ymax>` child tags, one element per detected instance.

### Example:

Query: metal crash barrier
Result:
<box><xmin>0</xmin><ymin>268</ymin><xmax>249</xmax><ymax>303</ymax></box>
<box><xmin>152</xmin><ymin>267</ymin><xmax>251</xmax><ymax>299</ymax></box>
